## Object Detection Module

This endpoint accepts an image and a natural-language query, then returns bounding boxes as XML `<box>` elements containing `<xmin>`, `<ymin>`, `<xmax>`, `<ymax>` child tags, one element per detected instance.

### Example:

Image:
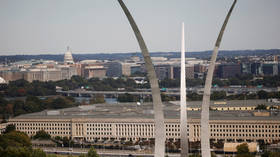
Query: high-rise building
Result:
<box><xmin>154</xmin><ymin>64</ymin><xmax>173</xmax><ymax>80</ymax></box>
<box><xmin>251</xmin><ymin>62</ymin><xmax>263</xmax><ymax>76</ymax></box>
<box><xmin>262</xmin><ymin>63</ymin><xmax>278</xmax><ymax>76</ymax></box>
<box><xmin>217</xmin><ymin>64</ymin><xmax>241</xmax><ymax>78</ymax></box>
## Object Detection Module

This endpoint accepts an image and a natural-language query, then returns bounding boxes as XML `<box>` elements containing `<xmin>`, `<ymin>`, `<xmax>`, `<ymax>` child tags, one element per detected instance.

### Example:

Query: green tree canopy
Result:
<box><xmin>33</xmin><ymin>130</ymin><xmax>51</xmax><ymax>140</ymax></box>
<box><xmin>255</xmin><ymin>104</ymin><xmax>267</xmax><ymax>110</ymax></box>
<box><xmin>236</xmin><ymin>143</ymin><xmax>254</xmax><ymax>157</ymax></box>
<box><xmin>0</xmin><ymin>131</ymin><xmax>31</xmax><ymax>149</ymax></box>
<box><xmin>3</xmin><ymin>124</ymin><xmax>15</xmax><ymax>134</ymax></box>
<box><xmin>87</xmin><ymin>147</ymin><xmax>99</xmax><ymax>157</ymax></box>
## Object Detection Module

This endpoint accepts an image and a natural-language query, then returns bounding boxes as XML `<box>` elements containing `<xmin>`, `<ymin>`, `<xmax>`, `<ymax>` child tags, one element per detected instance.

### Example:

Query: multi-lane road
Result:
<box><xmin>57</xmin><ymin>87</ymin><xmax>279</xmax><ymax>97</ymax></box>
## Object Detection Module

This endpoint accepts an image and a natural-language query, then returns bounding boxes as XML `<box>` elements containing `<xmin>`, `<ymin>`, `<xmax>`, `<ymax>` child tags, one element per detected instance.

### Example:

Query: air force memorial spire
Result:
<box><xmin>117</xmin><ymin>0</ymin><xmax>165</xmax><ymax>156</ymax></box>
<box><xmin>180</xmin><ymin>22</ymin><xmax>189</xmax><ymax>157</ymax></box>
<box><xmin>200</xmin><ymin>1</ymin><xmax>238</xmax><ymax>157</ymax></box>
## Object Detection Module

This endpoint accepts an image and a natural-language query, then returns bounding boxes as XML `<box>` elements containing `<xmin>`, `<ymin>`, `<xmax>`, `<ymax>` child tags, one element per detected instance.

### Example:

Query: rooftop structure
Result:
<box><xmin>13</xmin><ymin>102</ymin><xmax>280</xmax><ymax>121</ymax></box>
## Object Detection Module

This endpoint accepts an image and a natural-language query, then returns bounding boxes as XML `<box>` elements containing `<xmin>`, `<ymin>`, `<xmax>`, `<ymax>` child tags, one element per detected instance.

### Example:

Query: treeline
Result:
<box><xmin>0</xmin><ymin>76</ymin><xmax>141</xmax><ymax>97</ymax></box>
<box><xmin>0</xmin><ymin>128</ymin><xmax>99</xmax><ymax>157</ymax></box>
<box><xmin>0</xmin><ymin>80</ymin><xmax>56</xmax><ymax>97</ymax></box>
<box><xmin>56</xmin><ymin>76</ymin><xmax>139</xmax><ymax>91</ymax></box>
<box><xmin>0</xmin><ymin>95</ymin><xmax>77</xmax><ymax>118</ymax></box>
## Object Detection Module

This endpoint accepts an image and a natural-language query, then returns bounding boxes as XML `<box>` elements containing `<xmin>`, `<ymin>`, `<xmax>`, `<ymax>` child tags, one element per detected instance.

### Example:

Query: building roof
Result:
<box><xmin>170</xmin><ymin>99</ymin><xmax>280</xmax><ymax>108</ymax></box>
<box><xmin>12</xmin><ymin>102</ymin><xmax>280</xmax><ymax>121</ymax></box>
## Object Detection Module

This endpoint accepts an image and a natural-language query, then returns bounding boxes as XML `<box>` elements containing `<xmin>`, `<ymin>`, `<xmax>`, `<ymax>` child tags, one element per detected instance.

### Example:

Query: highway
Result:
<box><xmin>42</xmin><ymin>147</ymin><xmax>180</xmax><ymax>157</ymax></box>
<box><xmin>56</xmin><ymin>87</ymin><xmax>279</xmax><ymax>97</ymax></box>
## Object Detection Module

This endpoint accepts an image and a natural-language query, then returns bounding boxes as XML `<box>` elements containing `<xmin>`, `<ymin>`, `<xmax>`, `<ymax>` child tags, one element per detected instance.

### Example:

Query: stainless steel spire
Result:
<box><xmin>180</xmin><ymin>22</ymin><xmax>188</xmax><ymax>157</ymax></box>
<box><xmin>200</xmin><ymin>1</ymin><xmax>237</xmax><ymax>157</ymax></box>
<box><xmin>117</xmin><ymin>1</ymin><xmax>165</xmax><ymax>156</ymax></box>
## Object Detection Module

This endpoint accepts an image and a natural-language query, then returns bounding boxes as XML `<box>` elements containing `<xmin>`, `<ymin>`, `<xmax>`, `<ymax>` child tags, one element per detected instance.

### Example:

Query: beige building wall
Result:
<box><xmin>9</xmin><ymin>118</ymin><xmax>280</xmax><ymax>143</ymax></box>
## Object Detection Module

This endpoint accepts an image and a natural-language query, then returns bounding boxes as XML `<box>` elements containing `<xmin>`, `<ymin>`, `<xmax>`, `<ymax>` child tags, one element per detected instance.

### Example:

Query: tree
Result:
<box><xmin>31</xmin><ymin>149</ymin><xmax>46</xmax><ymax>157</ymax></box>
<box><xmin>262</xmin><ymin>151</ymin><xmax>280</xmax><ymax>157</ymax></box>
<box><xmin>255</xmin><ymin>104</ymin><xmax>267</xmax><ymax>110</ymax></box>
<box><xmin>90</xmin><ymin>94</ymin><xmax>105</xmax><ymax>104</ymax></box>
<box><xmin>258</xmin><ymin>90</ymin><xmax>268</xmax><ymax>99</ymax></box>
<box><xmin>78</xmin><ymin>154</ymin><xmax>87</xmax><ymax>157</ymax></box>
<box><xmin>3</xmin><ymin>124</ymin><xmax>16</xmax><ymax>134</ymax></box>
<box><xmin>4</xmin><ymin>146</ymin><xmax>31</xmax><ymax>157</ymax></box>
<box><xmin>117</xmin><ymin>93</ymin><xmax>139</xmax><ymax>102</ymax></box>
<box><xmin>0</xmin><ymin>131</ymin><xmax>31</xmax><ymax>149</ymax></box>
<box><xmin>87</xmin><ymin>147</ymin><xmax>99</xmax><ymax>157</ymax></box>
<box><xmin>236</xmin><ymin>143</ymin><xmax>254</xmax><ymax>157</ymax></box>
<box><xmin>33</xmin><ymin>130</ymin><xmax>51</xmax><ymax>140</ymax></box>
<box><xmin>0</xmin><ymin>146</ymin><xmax>3</xmax><ymax>157</ymax></box>
<box><xmin>211</xmin><ymin>91</ymin><xmax>227</xmax><ymax>100</ymax></box>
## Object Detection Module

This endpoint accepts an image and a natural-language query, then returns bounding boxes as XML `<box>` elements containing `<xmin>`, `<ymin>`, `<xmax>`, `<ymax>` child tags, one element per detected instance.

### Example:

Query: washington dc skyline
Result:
<box><xmin>0</xmin><ymin>0</ymin><xmax>279</xmax><ymax>55</ymax></box>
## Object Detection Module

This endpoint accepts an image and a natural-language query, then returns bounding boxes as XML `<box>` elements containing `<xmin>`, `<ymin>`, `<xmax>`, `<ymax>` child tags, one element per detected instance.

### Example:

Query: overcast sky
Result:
<box><xmin>0</xmin><ymin>0</ymin><xmax>279</xmax><ymax>55</ymax></box>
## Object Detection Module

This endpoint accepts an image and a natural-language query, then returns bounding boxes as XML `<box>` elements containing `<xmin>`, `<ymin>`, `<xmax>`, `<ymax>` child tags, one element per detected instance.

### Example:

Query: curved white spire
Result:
<box><xmin>200</xmin><ymin>1</ymin><xmax>237</xmax><ymax>157</ymax></box>
<box><xmin>117</xmin><ymin>1</ymin><xmax>165</xmax><ymax>156</ymax></box>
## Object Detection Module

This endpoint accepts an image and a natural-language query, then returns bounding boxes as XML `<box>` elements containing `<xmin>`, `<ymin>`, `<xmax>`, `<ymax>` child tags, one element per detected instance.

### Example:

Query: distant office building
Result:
<box><xmin>130</xmin><ymin>65</ymin><xmax>143</xmax><ymax>75</ymax></box>
<box><xmin>0</xmin><ymin>70</ymin><xmax>24</xmax><ymax>82</ymax></box>
<box><xmin>154</xmin><ymin>64</ymin><xmax>173</xmax><ymax>80</ymax></box>
<box><xmin>59</xmin><ymin>65</ymin><xmax>78</xmax><ymax>80</ymax></box>
<box><xmin>130</xmin><ymin>56</ymin><xmax>140</xmax><ymax>62</ymax></box>
<box><xmin>121</xmin><ymin>63</ymin><xmax>132</xmax><ymax>76</ymax></box>
<box><xmin>241</xmin><ymin>63</ymin><xmax>252</xmax><ymax>74</ymax></box>
<box><xmin>151</xmin><ymin>57</ymin><xmax>167</xmax><ymax>62</ymax></box>
<box><xmin>217</xmin><ymin>64</ymin><xmax>241</xmax><ymax>78</ymax></box>
<box><xmin>251</xmin><ymin>63</ymin><xmax>263</xmax><ymax>76</ymax></box>
<box><xmin>83</xmin><ymin>66</ymin><xmax>107</xmax><ymax>79</ymax></box>
<box><xmin>24</xmin><ymin>69</ymin><xmax>62</xmax><ymax>82</ymax></box>
<box><xmin>262</xmin><ymin>63</ymin><xmax>278</xmax><ymax>76</ymax></box>
<box><xmin>194</xmin><ymin>64</ymin><xmax>208</xmax><ymax>73</ymax></box>
<box><xmin>173</xmin><ymin>66</ymin><xmax>180</xmax><ymax>79</ymax></box>
<box><xmin>173</xmin><ymin>65</ymin><xmax>195</xmax><ymax>79</ymax></box>
<box><xmin>80</xmin><ymin>60</ymin><xmax>105</xmax><ymax>78</ymax></box>
<box><xmin>105</xmin><ymin>62</ymin><xmax>122</xmax><ymax>77</ymax></box>
<box><xmin>186</xmin><ymin>65</ymin><xmax>195</xmax><ymax>79</ymax></box>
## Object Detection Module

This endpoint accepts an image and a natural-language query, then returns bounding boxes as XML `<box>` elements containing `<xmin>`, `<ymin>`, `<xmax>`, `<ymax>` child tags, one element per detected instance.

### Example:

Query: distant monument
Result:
<box><xmin>200</xmin><ymin>1</ymin><xmax>237</xmax><ymax>157</ymax></box>
<box><xmin>64</xmin><ymin>46</ymin><xmax>74</xmax><ymax>64</ymax></box>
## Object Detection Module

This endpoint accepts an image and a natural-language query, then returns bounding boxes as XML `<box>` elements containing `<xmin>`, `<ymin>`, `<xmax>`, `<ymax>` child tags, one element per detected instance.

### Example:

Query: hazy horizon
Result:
<box><xmin>0</xmin><ymin>0</ymin><xmax>279</xmax><ymax>55</ymax></box>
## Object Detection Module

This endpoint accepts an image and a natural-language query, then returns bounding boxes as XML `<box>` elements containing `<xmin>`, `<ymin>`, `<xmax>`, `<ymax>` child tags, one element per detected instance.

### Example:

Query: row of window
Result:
<box><xmin>87</xmin><ymin>123</ymin><xmax>112</xmax><ymax>127</ymax></box>
<box><xmin>211</xmin><ymin>129</ymin><xmax>280</xmax><ymax>133</ymax></box>
<box><xmin>25</xmin><ymin>131</ymin><xmax>71</xmax><ymax>135</ymax></box>
<box><xmin>211</xmin><ymin>133</ymin><xmax>279</xmax><ymax>138</ymax></box>
<box><xmin>87</xmin><ymin>128</ymin><xmax>112</xmax><ymax>131</ymax></box>
<box><xmin>209</xmin><ymin>124</ymin><xmax>280</xmax><ymax>128</ymax></box>
<box><xmin>87</xmin><ymin>132</ymin><xmax>112</xmax><ymax>135</ymax></box>
<box><xmin>17</xmin><ymin>127</ymin><xmax>70</xmax><ymax>131</ymax></box>
<box><xmin>15</xmin><ymin>123</ymin><xmax>71</xmax><ymax>127</ymax></box>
